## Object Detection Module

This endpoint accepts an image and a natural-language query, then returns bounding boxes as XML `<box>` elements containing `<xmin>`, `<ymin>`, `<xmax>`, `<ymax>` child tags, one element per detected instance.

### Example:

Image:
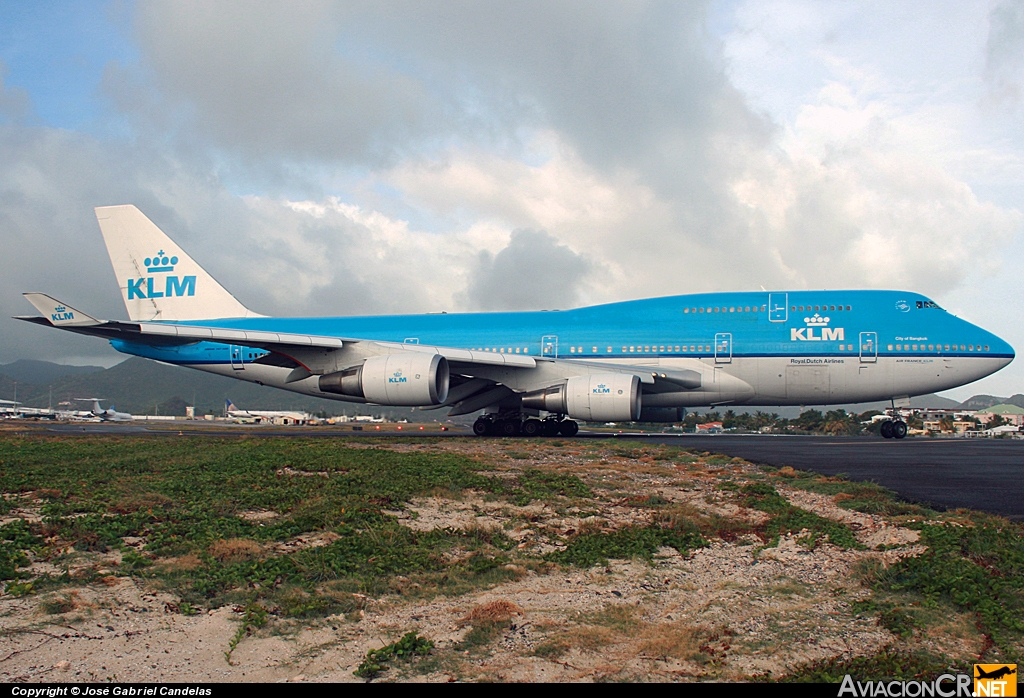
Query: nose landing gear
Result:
<box><xmin>880</xmin><ymin>400</ymin><xmax>908</xmax><ymax>439</ymax></box>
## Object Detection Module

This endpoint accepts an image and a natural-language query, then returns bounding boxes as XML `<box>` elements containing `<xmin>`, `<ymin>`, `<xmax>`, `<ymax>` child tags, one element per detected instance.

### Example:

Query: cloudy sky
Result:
<box><xmin>1</xmin><ymin>1</ymin><xmax>1022</xmax><ymax>400</ymax></box>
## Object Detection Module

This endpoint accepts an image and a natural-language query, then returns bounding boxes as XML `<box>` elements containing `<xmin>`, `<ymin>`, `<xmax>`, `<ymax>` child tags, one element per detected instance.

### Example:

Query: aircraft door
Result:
<box><xmin>859</xmin><ymin>332</ymin><xmax>877</xmax><ymax>363</ymax></box>
<box><xmin>541</xmin><ymin>335</ymin><xmax>559</xmax><ymax>358</ymax></box>
<box><xmin>769</xmin><ymin>293</ymin><xmax>788</xmax><ymax>322</ymax></box>
<box><xmin>715</xmin><ymin>333</ymin><xmax>732</xmax><ymax>363</ymax></box>
<box><xmin>230</xmin><ymin>345</ymin><xmax>245</xmax><ymax>370</ymax></box>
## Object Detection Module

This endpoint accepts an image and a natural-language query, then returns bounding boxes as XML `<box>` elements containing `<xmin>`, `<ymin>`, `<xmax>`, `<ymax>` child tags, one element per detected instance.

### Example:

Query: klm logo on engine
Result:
<box><xmin>51</xmin><ymin>305</ymin><xmax>74</xmax><ymax>322</ymax></box>
<box><xmin>791</xmin><ymin>313</ymin><xmax>845</xmax><ymax>342</ymax></box>
<box><xmin>592</xmin><ymin>383</ymin><xmax>611</xmax><ymax>394</ymax></box>
<box><xmin>389</xmin><ymin>370</ymin><xmax>408</xmax><ymax>384</ymax></box>
<box><xmin>126</xmin><ymin>250</ymin><xmax>196</xmax><ymax>300</ymax></box>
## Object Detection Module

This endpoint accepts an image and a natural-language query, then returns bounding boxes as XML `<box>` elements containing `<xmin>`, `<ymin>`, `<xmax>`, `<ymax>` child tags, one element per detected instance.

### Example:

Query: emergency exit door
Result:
<box><xmin>859</xmin><ymin>332</ymin><xmax>877</xmax><ymax>363</ymax></box>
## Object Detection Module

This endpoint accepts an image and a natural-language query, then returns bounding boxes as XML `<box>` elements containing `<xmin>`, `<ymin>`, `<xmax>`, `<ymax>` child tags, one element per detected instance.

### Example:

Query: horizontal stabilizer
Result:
<box><xmin>22</xmin><ymin>293</ymin><xmax>100</xmax><ymax>327</ymax></box>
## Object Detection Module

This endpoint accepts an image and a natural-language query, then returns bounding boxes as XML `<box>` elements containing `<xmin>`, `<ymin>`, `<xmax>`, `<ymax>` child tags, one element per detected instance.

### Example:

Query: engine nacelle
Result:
<box><xmin>522</xmin><ymin>374</ymin><xmax>641</xmax><ymax>422</ymax></box>
<box><xmin>319</xmin><ymin>353</ymin><xmax>449</xmax><ymax>406</ymax></box>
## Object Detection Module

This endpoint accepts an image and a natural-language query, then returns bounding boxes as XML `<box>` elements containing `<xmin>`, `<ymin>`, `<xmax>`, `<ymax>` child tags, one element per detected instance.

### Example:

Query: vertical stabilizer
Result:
<box><xmin>95</xmin><ymin>205</ymin><xmax>260</xmax><ymax>321</ymax></box>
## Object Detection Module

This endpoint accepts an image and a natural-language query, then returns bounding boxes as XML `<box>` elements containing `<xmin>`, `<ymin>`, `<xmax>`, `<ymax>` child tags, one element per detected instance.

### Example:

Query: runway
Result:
<box><xmin>622</xmin><ymin>434</ymin><xmax>1024</xmax><ymax>521</ymax></box>
<box><xmin>31</xmin><ymin>423</ymin><xmax>1024</xmax><ymax>521</ymax></box>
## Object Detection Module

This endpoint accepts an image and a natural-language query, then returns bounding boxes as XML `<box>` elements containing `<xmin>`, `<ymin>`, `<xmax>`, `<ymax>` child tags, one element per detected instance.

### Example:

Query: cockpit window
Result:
<box><xmin>917</xmin><ymin>300</ymin><xmax>942</xmax><ymax>309</ymax></box>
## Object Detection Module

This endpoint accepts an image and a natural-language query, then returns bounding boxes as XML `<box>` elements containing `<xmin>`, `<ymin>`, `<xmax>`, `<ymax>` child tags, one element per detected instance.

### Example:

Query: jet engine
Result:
<box><xmin>319</xmin><ymin>353</ymin><xmax>449</xmax><ymax>406</ymax></box>
<box><xmin>522</xmin><ymin>374</ymin><xmax>641</xmax><ymax>422</ymax></box>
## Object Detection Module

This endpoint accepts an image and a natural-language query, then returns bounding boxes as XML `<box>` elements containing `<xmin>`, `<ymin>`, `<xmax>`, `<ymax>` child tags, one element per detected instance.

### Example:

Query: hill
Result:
<box><xmin>0</xmin><ymin>360</ymin><xmax>105</xmax><ymax>386</ymax></box>
<box><xmin>960</xmin><ymin>394</ymin><xmax>1024</xmax><ymax>410</ymax></box>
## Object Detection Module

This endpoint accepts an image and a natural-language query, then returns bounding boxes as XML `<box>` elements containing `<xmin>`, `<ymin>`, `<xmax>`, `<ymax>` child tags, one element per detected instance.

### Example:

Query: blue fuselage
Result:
<box><xmin>110</xmin><ymin>289</ymin><xmax>1014</xmax><ymax>408</ymax></box>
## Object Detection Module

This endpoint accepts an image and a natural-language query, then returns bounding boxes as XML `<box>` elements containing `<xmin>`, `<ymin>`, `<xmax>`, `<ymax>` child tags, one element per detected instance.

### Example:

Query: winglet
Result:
<box><xmin>23</xmin><ymin>293</ymin><xmax>101</xmax><ymax>327</ymax></box>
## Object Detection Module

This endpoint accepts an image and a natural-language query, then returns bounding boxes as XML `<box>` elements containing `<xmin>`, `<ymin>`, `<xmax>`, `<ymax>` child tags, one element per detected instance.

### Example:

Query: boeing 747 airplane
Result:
<box><xmin>16</xmin><ymin>206</ymin><xmax>1014</xmax><ymax>438</ymax></box>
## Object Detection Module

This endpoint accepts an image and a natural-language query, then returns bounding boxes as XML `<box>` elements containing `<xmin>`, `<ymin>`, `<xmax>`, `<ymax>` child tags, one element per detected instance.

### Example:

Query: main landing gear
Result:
<box><xmin>879</xmin><ymin>399</ymin><xmax>908</xmax><ymax>439</ymax></box>
<box><xmin>880</xmin><ymin>419</ymin><xmax>908</xmax><ymax>439</ymax></box>
<box><xmin>472</xmin><ymin>415</ymin><xmax>579</xmax><ymax>437</ymax></box>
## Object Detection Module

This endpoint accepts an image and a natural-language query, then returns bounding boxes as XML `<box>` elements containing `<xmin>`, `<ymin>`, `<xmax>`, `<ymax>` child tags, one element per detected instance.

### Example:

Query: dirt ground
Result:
<box><xmin>0</xmin><ymin>438</ymin><xmax>989</xmax><ymax>682</ymax></box>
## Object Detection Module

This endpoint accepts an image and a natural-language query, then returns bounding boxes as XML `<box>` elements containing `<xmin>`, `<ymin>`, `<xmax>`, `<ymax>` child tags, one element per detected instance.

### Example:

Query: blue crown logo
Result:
<box><xmin>144</xmin><ymin>250</ymin><xmax>179</xmax><ymax>273</ymax></box>
<box><xmin>55</xmin><ymin>305</ymin><xmax>66</xmax><ymax>313</ymax></box>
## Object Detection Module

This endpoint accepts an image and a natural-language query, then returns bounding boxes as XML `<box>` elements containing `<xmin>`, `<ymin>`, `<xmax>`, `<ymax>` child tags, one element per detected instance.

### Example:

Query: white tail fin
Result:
<box><xmin>94</xmin><ymin>205</ymin><xmax>261</xmax><ymax>322</ymax></box>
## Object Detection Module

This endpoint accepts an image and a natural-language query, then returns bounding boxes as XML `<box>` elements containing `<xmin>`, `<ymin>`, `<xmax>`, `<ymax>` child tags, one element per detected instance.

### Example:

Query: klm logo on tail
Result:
<box><xmin>51</xmin><ymin>305</ymin><xmax>74</xmax><ymax>322</ymax></box>
<box><xmin>127</xmin><ymin>250</ymin><xmax>196</xmax><ymax>300</ymax></box>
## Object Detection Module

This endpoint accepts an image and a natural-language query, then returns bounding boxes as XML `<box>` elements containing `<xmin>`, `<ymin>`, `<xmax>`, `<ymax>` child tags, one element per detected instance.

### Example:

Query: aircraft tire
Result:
<box><xmin>891</xmin><ymin>420</ymin><xmax>908</xmax><ymax>439</ymax></box>
<box><xmin>522</xmin><ymin>419</ymin><xmax>542</xmax><ymax>437</ymax></box>
<box><xmin>542</xmin><ymin>420</ymin><xmax>561</xmax><ymax>436</ymax></box>
<box><xmin>880</xmin><ymin>420</ymin><xmax>894</xmax><ymax>439</ymax></box>
<box><xmin>559</xmin><ymin>420</ymin><xmax>579</xmax><ymax>437</ymax></box>
<box><xmin>473</xmin><ymin>419</ymin><xmax>491</xmax><ymax>437</ymax></box>
<box><xmin>500</xmin><ymin>420</ymin><xmax>521</xmax><ymax>436</ymax></box>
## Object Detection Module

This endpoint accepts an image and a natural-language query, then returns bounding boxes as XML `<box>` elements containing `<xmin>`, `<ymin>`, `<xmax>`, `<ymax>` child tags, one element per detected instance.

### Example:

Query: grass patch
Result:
<box><xmin>0</xmin><ymin>435</ymin><xmax>524</xmax><ymax>617</ymax></box>
<box><xmin>851</xmin><ymin>599</ymin><xmax>919</xmax><ymax>638</ymax></box>
<box><xmin>0</xmin><ymin>519</ymin><xmax>41</xmax><ymax>581</ymax></box>
<box><xmin>779</xmin><ymin>648</ymin><xmax>964</xmax><ymax>682</ymax></box>
<box><xmin>548</xmin><ymin>522</ymin><xmax>706</xmax><ymax>568</ymax></box>
<box><xmin>512</xmin><ymin>468</ymin><xmax>592</xmax><ymax>505</ymax></box>
<box><xmin>784</xmin><ymin>471</ymin><xmax>933</xmax><ymax>517</ymax></box>
<box><xmin>354</xmin><ymin>632</ymin><xmax>433</xmax><ymax>680</ymax></box>
<box><xmin>869</xmin><ymin>514</ymin><xmax>1024</xmax><ymax>659</ymax></box>
<box><xmin>739</xmin><ymin>483</ymin><xmax>863</xmax><ymax>550</ymax></box>
<box><xmin>224</xmin><ymin>603</ymin><xmax>268</xmax><ymax>664</ymax></box>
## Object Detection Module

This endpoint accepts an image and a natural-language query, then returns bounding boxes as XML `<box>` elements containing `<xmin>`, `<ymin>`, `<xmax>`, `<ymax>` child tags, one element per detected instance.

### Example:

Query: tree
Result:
<box><xmin>986</xmin><ymin>413</ymin><xmax>1007</xmax><ymax>429</ymax></box>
